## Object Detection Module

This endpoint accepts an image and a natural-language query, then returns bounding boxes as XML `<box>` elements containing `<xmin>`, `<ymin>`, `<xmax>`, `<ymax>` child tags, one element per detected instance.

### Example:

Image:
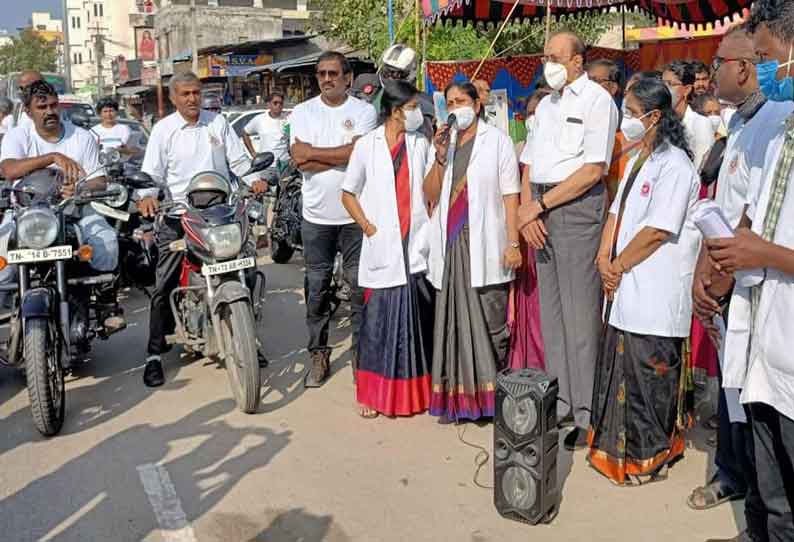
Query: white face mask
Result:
<box><xmin>544</xmin><ymin>62</ymin><xmax>568</xmax><ymax>91</ymax></box>
<box><xmin>525</xmin><ymin>114</ymin><xmax>536</xmax><ymax>136</ymax></box>
<box><xmin>452</xmin><ymin>105</ymin><xmax>476</xmax><ymax>130</ymax></box>
<box><xmin>620</xmin><ymin>110</ymin><xmax>655</xmax><ymax>142</ymax></box>
<box><xmin>708</xmin><ymin>114</ymin><xmax>722</xmax><ymax>133</ymax></box>
<box><xmin>402</xmin><ymin>107</ymin><xmax>423</xmax><ymax>132</ymax></box>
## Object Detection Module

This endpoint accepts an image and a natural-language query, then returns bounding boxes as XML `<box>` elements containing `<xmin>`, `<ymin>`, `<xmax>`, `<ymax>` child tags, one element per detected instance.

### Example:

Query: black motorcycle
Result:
<box><xmin>135</xmin><ymin>153</ymin><xmax>273</xmax><ymax>413</ymax></box>
<box><xmin>267</xmin><ymin>162</ymin><xmax>302</xmax><ymax>264</ymax></box>
<box><xmin>0</xmin><ymin>163</ymin><xmax>131</xmax><ymax>436</ymax></box>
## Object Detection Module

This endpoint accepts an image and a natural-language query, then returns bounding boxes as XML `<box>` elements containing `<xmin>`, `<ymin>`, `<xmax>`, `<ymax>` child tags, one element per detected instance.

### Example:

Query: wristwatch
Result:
<box><xmin>509</xmin><ymin>241</ymin><xmax>520</xmax><ymax>249</ymax></box>
<box><xmin>537</xmin><ymin>194</ymin><xmax>549</xmax><ymax>214</ymax></box>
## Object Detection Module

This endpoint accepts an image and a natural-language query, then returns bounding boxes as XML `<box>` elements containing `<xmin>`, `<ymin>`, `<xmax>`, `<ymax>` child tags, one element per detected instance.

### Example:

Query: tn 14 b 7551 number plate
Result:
<box><xmin>7</xmin><ymin>245</ymin><xmax>73</xmax><ymax>264</ymax></box>
<box><xmin>201</xmin><ymin>257</ymin><xmax>255</xmax><ymax>277</ymax></box>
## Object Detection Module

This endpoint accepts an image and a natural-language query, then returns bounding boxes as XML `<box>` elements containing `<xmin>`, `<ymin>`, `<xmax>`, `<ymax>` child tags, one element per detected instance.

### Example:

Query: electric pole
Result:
<box><xmin>191</xmin><ymin>0</ymin><xmax>199</xmax><ymax>74</ymax></box>
<box><xmin>93</xmin><ymin>23</ymin><xmax>104</xmax><ymax>95</ymax></box>
<box><xmin>61</xmin><ymin>0</ymin><xmax>72</xmax><ymax>92</ymax></box>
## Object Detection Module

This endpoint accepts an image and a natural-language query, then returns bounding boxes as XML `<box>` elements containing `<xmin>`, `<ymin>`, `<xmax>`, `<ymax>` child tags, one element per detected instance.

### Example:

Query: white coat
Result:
<box><xmin>341</xmin><ymin>126</ymin><xmax>431</xmax><ymax>289</ymax></box>
<box><xmin>426</xmin><ymin>120</ymin><xmax>521</xmax><ymax>290</ymax></box>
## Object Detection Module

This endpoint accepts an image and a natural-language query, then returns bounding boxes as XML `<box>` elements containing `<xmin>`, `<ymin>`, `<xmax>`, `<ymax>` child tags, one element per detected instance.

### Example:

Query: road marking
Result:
<box><xmin>40</xmin><ymin>492</ymin><xmax>107</xmax><ymax>541</ymax></box>
<box><xmin>137</xmin><ymin>463</ymin><xmax>198</xmax><ymax>542</ymax></box>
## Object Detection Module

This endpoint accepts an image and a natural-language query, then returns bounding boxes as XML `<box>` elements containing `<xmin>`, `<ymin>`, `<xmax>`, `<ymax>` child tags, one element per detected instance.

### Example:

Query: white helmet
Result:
<box><xmin>379</xmin><ymin>44</ymin><xmax>417</xmax><ymax>82</ymax></box>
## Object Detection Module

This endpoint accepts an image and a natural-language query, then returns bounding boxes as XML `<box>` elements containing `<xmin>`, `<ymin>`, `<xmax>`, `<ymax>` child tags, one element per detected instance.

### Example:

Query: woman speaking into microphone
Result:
<box><xmin>423</xmin><ymin>81</ymin><xmax>522</xmax><ymax>423</ymax></box>
<box><xmin>341</xmin><ymin>80</ymin><xmax>434</xmax><ymax>419</ymax></box>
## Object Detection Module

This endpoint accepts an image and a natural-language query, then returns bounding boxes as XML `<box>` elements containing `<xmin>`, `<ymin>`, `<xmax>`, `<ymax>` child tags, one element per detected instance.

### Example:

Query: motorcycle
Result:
<box><xmin>89</xmin><ymin>149</ymin><xmax>158</xmax><ymax>292</ymax></box>
<box><xmin>135</xmin><ymin>153</ymin><xmax>273</xmax><ymax>414</ymax></box>
<box><xmin>0</xmin><ymin>157</ymin><xmax>131</xmax><ymax>436</ymax></box>
<box><xmin>266</xmin><ymin>164</ymin><xmax>349</xmax><ymax>308</ymax></box>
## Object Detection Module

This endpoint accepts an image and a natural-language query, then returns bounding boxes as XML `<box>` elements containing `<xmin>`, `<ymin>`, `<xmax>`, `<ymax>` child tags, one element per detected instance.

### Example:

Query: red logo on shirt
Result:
<box><xmin>344</xmin><ymin>119</ymin><xmax>354</xmax><ymax>130</ymax></box>
<box><xmin>640</xmin><ymin>181</ymin><xmax>651</xmax><ymax>197</ymax></box>
<box><xmin>728</xmin><ymin>155</ymin><xmax>739</xmax><ymax>174</ymax></box>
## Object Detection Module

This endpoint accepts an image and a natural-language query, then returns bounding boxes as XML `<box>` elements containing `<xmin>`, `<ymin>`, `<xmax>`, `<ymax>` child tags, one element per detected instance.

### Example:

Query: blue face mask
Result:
<box><xmin>757</xmin><ymin>45</ymin><xmax>794</xmax><ymax>102</ymax></box>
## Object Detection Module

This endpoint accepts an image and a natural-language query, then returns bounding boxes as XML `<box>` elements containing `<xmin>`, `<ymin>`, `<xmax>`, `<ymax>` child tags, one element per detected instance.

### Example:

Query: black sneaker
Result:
<box><xmin>563</xmin><ymin>427</ymin><xmax>588</xmax><ymax>451</ymax></box>
<box><xmin>143</xmin><ymin>356</ymin><xmax>165</xmax><ymax>387</ymax></box>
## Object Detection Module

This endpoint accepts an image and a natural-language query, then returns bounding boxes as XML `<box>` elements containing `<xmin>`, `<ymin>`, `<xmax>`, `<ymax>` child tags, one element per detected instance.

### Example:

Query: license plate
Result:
<box><xmin>202</xmin><ymin>257</ymin><xmax>255</xmax><ymax>276</ymax></box>
<box><xmin>7</xmin><ymin>245</ymin><xmax>72</xmax><ymax>264</ymax></box>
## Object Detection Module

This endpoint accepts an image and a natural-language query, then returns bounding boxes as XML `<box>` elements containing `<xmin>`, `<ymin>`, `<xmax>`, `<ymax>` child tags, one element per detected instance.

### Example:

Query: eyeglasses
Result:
<box><xmin>710</xmin><ymin>57</ymin><xmax>751</xmax><ymax>73</ymax></box>
<box><xmin>270</xmin><ymin>101</ymin><xmax>283</xmax><ymax>106</ymax></box>
<box><xmin>316</xmin><ymin>69</ymin><xmax>341</xmax><ymax>80</ymax></box>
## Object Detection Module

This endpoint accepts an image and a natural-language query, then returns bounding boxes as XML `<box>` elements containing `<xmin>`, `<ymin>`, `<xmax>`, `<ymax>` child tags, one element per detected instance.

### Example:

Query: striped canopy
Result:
<box><xmin>422</xmin><ymin>0</ymin><xmax>753</xmax><ymax>28</ymax></box>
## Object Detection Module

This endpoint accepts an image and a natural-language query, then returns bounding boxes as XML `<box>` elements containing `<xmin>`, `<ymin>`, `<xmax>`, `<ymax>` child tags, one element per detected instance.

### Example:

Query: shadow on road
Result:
<box><xmin>0</xmin><ymin>398</ymin><xmax>292</xmax><ymax>542</ymax></box>
<box><xmin>250</xmin><ymin>508</ymin><xmax>350</xmax><ymax>542</ymax></box>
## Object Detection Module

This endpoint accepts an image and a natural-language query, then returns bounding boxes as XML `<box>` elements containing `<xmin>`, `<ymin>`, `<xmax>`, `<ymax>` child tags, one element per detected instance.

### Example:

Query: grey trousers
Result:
<box><xmin>532</xmin><ymin>182</ymin><xmax>605</xmax><ymax>429</ymax></box>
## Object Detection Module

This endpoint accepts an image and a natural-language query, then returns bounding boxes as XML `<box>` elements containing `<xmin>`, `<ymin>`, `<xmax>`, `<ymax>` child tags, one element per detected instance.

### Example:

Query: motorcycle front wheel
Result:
<box><xmin>219</xmin><ymin>301</ymin><xmax>260</xmax><ymax>413</ymax></box>
<box><xmin>24</xmin><ymin>318</ymin><xmax>65</xmax><ymax>436</ymax></box>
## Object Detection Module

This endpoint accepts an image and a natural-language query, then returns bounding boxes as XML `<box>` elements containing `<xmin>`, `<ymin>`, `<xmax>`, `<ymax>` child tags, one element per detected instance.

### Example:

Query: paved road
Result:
<box><xmin>1</xmin><ymin>256</ymin><xmax>745</xmax><ymax>541</ymax></box>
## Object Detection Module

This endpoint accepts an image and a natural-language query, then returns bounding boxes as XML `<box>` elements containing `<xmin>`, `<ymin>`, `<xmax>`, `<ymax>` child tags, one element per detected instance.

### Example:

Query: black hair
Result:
<box><xmin>690</xmin><ymin>60</ymin><xmax>709</xmax><ymax>75</ymax></box>
<box><xmin>692</xmin><ymin>93</ymin><xmax>720</xmax><ymax>115</ymax></box>
<box><xmin>23</xmin><ymin>80</ymin><xmax>57</xmax><ymax>108</ymax></box>
<box><xmin>317</xmin><ymin>51</ymin><xmax>352</xmax><ymax>75</ymax></box>
<box><xmin>587</xmin><ymin>58</ymin><xmax>624</xmax><ymax>88</ymax></box>
<box><xmin>443</xmin><ymin>81</ymin><xmax>479</xmax><ymax>104</ymax></box>
<box><xmin>747</xmin><ymin>0</ymin><xmax>794</xmax><ymax>42</ymax></box>
<box><xmin>379</xmin><ymin>80</ymin><xmax>418</xmax><ymax>125</ymax></box>
<box><xmin>267</xmin><ymin>90</ymin><xmax>285</xmax><ymax>103</ymax></box>
<box><xmin>628</xmin><ymin>77</ymin><xmax>693</xmax><ymax>161</ymax></box>
<box><xmin>96</xmin><ymin>96</ymin><xmax>119</xmax><ymax>112</ymax></box>
<box><xmin>664</xmin><ymin>60</ymin><xmax>697</xmax><ymax>86</ymax></box>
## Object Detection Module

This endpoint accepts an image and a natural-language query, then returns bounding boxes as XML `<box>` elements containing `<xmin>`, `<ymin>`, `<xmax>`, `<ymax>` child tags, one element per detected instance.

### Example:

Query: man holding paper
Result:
<box><xmin>688</xmin><ymin>26</ymin><xmax>794</xmax><ymax>542</ymax></box>
<box><xmin>704</xmin><ymin>4</ymin><xmax>794</xmax><ymax>540</ymax></box>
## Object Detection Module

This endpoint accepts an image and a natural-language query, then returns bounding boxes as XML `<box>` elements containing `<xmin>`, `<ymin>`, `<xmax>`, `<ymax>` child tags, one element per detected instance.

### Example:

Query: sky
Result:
<box><xmin>0</xmin><ymin>0</ymin><xmax>62</xmax><ymax>34</ymax></box>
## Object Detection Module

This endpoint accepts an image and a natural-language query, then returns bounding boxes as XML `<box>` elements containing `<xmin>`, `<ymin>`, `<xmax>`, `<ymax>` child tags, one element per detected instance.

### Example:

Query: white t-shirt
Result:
<box><xmin>683</xmin><ymin>105</ymin><xmax>715</xmax><ymax>171</ymax></box>
<box><xmin>523</xmin><ymin>73</ymin><xmax>618</xmax><ymax>183</ymax></box>
<box><xmin>608</xmin><ymin>143</ymin><xmax>701</xmax><ymax>337</ymax></box>
<box><xmin>715</xmin><ymin>101</ymin><xmax>794</xmax><ymax>229</ymax></box>
<box><xmin>0</xmin><ymin>122</ymin><xmax>104</xmax><ymax>180</ymax></box>
<box><xmin>91</xmin><ymin>123</ymin><xmax>132</xmax><ymax>149</ymax></box>
<box><xmin>289</xmin><ymin>95</ymin><xmax>377</xmax><ymax>225</ymax></box>
<box><xmin>244</xmin><ymin>111</ymin><xmax>289</xmax><ymax>162</ymax></box>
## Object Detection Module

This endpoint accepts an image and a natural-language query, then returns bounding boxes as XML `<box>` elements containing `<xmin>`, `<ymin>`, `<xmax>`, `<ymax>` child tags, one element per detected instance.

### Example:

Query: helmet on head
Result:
<box><xmin>186</xmin><ymin>171</ymin><xmax>230</xmax><ymax>208</ymax></box>
<box><xmin>201</xmin><ymin>95</ymin><xmax>222</xmax><ymax>112</ymax></box>
<box><xmin>379</xmin><ymin>44</ymin><xmax>417</xmax><ymax>82</ymax></box>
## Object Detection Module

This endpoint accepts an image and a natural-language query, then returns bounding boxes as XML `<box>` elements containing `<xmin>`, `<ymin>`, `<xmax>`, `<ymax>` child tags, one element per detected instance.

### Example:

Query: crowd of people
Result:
<box><xmin>1</xmin><ymin>0</ymin><xmax>794</xmax><ymax>539</ymax></box>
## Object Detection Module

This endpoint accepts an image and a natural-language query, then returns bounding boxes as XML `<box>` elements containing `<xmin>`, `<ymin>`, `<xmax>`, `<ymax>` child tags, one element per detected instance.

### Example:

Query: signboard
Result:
<box><xmin>141</xmin><ymin>66</ymin><xmax>159</xmax><ymax>86</ymax></box>
<box><xmin>135</xmin><ymin>0</ymin><xmax>156</xmax><ymax>14</ymax></box>
<box><xmin>135</xmin><ymin>27</ymin><xmax>157</xmax><ymax>61</ymax></box>
<box><xmin>225</xmin><ymin>54</ymin><xmax>273</xmax><ymax>76</ymax></box>
<box><xmin>113</xmin><ymin>56</ymin><xmax>129</xmax><ymax>85</ymax></box>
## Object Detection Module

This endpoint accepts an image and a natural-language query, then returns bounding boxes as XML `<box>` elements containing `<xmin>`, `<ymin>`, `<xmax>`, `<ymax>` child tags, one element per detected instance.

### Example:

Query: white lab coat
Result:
<box><xmin>426</xmin><ymin>121</ymin><xmax>521</xmax><ymax>290</ymax></box>
<box><xmin>723</xmin><ymin>129</ymin><xmax>794</xmax><ymax>422</ymax></box>
<box><xmin>341</xmin><ymin>126</ymin><xmax>431</xmax><ymax>289</ymax></box>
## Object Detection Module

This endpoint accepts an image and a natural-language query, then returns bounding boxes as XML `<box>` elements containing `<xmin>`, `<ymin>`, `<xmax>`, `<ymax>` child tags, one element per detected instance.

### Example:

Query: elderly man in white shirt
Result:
<box><xmin>518</xmin><ymin>31</ymin><xmax>618</xmax><ymax>450</ymax></box>
<box><xmin>137</xmin><ymin>71</ymin><xmax>267</xmax><ymax>388</ymax></box>
<box><xmin>688</xmin><ymin>29</ymin><xmax>794</xmax><ymax>540</ymax></box>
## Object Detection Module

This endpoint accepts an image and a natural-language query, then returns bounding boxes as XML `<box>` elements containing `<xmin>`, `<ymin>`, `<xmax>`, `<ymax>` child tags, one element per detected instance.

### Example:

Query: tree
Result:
<box><xmin>0</xmin><ymin>29</ymin><xmax>58</xmax><ymax>75</ymax></box>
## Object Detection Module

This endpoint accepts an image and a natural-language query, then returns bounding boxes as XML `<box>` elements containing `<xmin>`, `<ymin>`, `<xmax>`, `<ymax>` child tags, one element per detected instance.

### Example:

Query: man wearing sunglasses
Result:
<box><xmin>289</xmin><ymin>51</ymin><xmax>377</xmax><ymax>388</ymax></box>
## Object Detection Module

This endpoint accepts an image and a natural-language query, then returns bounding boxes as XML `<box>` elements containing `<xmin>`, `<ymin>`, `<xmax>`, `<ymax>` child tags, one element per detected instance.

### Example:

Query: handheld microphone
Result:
<box><xmin>440</xmin><ymin>113</ymin><xmax>457</xmax><ymax>145</ymax></box>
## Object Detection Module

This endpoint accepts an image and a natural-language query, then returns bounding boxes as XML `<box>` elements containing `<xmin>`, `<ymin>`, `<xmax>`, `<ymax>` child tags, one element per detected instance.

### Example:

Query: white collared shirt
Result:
<box><xmin>426</xmin><ymin>121</ymin><xmax>521</xmax><ymax>289</ymax></box>
<box><xmin>608</xmin><ymin>143</ymin><xmax>700</xmax><ymax>337</ymax></box>
<box><xmin>244</xmin><ymin>111</ymin><xmax>289</xmax><ymax>162</ymax></box>
<box><xmin>522</xmin><ymin>73</ymin><xmax>618</xmax><ymax>184</ymax></box>
<box><xmin>141</xmin><ymin>110</ymin><xmax>252</xmax><ymax>202</ymax></box>
<box><xmin>715</xmin><ymin>101</ymin><xmax>794</xmax><ymax>228</ymax></box>
<box><xmin>723</xmin><ymin>118</ymin><xmax>794</xmax><ymax>421</ymax></box>
<box><xmin>289</xmin><ymin>95</ymin><xmax>378</xmax><ymax>225</ymax></box>
<box><xmin>341</xmin><ymin>126</ymin><xmax>430</xmax><ymax>289</ymax></box>
<box><xmin>683</xmin><ymin>105</ymin><xmax>715</xmax><ymax>172</ymax></box>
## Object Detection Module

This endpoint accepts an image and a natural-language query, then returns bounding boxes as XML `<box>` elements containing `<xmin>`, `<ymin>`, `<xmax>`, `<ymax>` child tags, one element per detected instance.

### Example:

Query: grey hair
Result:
<box><xmin>168</xmin><ymin>71</ymin><xmax>201</xmax><ymax>95</ymax></box>
<box><xmin>0</xmin><ymin>97</ymin><xmax>12</xmax><ymax>115</ymax></box>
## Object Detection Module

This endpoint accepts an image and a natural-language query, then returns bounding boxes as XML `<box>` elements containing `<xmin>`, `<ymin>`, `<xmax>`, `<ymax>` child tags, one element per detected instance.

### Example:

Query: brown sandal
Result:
<box><xmin>357</xmin><ymin>403</ymin><xmax>379</xmax><ymax>419</ymax></box>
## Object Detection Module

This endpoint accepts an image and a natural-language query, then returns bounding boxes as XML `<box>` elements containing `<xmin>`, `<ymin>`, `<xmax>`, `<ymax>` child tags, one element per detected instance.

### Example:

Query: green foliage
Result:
<box><xmin>0</xmin><ymin>30</ymin><xmax>58</xmax><ymax>75</ymax></box>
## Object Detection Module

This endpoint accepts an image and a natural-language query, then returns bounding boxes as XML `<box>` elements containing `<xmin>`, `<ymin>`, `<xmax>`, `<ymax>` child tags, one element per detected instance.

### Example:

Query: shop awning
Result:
<box><xmin>422</xmin><ymin>0</ymin><xmax>753</xmax><ymax>29</ymax></box>
<box><xmin>240</xmin><ymin>49</ymin><xmax>372</xmax><ymax>76</ymax></box>
<box><xmin>116</xmin><ymin>85</ymin><xmax>153</xmax><ymax>96</ymax></box>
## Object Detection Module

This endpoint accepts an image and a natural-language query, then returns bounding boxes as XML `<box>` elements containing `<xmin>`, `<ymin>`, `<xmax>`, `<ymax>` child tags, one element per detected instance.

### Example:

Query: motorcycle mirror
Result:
<box><xmin>126</xmin><ymin>171</ymin><xmax>157</xmax><ymax>190</ymax></box>
<box><xmin>69</xmin><ymin>112</ymin><xmax>92</xmax><ymax>128</ymax></box>
<box><xmin>241</xmin><ymin>152</ymin><xmax>275</xmax><ymax>177</ymax></box>
<box><xmin>99</xmin><ymin>148</ymin><xmax>122</xmax><ymax>167</ymax></box>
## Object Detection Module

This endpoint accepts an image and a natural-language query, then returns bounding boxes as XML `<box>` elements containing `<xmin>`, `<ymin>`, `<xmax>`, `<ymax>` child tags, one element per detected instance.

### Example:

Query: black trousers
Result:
<box><xmin>147</xmin><ymin>216</ymin><xmax>183</xmax><ymax>355</ymax></box>
<box><xmin>750</xmin><ymin>402</ymin><xmax>794</xmax><ymax>542</ymax></box>
<box><xmin>301</xmin><ymin>219</ymin><xmax>363</xmax><ymax>353</ymax></box>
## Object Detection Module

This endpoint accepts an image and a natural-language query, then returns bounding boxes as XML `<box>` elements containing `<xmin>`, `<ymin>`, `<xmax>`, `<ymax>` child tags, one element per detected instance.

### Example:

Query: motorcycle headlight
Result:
<box><xmin>106</xmin><ymin>182</ymin><xmax>129</xmax><ymax>208</ymax></box>
<box><xmin>17</xmin><ymin>208</ymin><xmax>59</xmax><ymax>249</ymax></box>
<box><xmin>205</xmin><ymin>224</ymin><xmax>242</xmax><ymax>260</ymax></box>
